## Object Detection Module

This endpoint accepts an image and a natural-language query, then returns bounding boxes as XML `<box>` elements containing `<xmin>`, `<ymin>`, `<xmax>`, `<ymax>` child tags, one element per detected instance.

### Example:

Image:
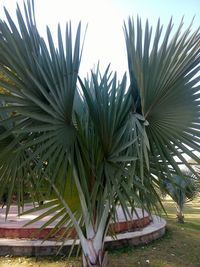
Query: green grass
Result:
<box><xmin>109</xmin><ymin>197</ymin><xmax>200</xmax><ymax>267</ymax></box>
<box><xmin>0</xmin><ymin>197</ymin><xmax>199</xmax><ymax>267</ymax></box>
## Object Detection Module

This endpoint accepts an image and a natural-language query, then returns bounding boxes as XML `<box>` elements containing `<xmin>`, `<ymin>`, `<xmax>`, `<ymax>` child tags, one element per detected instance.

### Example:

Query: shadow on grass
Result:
<box><xmin>176</xmin><ymin>221</ymin><xmax>200</xmax><ymax>231</ymax></box>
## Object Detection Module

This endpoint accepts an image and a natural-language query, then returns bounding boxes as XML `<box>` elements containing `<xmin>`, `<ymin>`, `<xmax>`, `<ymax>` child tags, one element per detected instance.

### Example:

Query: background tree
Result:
<box><xmin>0</xmin><ymin>1</ymin><xmax>200</xmax><ymax>266</ymax></box>
<box><xmin>161</xmin><ymin>170</ymin><xmax>199</xmax><ymax>223</ymax></box>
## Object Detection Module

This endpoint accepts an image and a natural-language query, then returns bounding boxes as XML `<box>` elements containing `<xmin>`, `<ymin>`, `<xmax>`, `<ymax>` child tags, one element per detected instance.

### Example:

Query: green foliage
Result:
<box><xmin>124</xmin><ymin>17</ymin><xmax>200</xmax><ymax>180</ymax></box>
<box><xmin>0</xmin><ymin>0</ymin><xmax>200</xmax><ymax>265</ymax></box>
<box><xmin>0</xmin><ymin>0</ymin><xmax>82</xmax><ymax>214</ymax></box>
<box><xmin>0</xmin><ymin>72</ymin><xmax>12</xmax><ymax>94</ymax></box>
<box><xmin>162</xmin><ymin>170</ymin><xmax>199</xmax><ymax>209</ymax></box>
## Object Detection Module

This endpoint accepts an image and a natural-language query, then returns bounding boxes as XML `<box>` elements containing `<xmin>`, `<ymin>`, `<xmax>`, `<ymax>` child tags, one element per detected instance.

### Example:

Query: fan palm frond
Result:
<box><xmin>124</xmin><ymin>17</ymin><xmax>200</xmax><ymax>182</ymax></box>
<box><xmin>0</xmin><ymin>0</ymin><xmax>83</xmax><ymax>208</ymax></box>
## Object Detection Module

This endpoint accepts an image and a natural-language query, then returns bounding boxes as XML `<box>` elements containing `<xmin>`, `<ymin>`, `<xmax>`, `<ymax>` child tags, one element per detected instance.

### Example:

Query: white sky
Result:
<box><xmin>0</xmin><ymin>0</ymin><xmax>199</xmax><ymax>79</ymax></box>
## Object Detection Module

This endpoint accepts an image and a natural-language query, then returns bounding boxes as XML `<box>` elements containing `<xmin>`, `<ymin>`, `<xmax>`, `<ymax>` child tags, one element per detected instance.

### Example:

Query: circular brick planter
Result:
<box><xmin>0</xmin><ymin>205</ymin><xmax>166</xmax><ymax>256</ymax></box>
<box><xmin>0</xmin><ymin>206</ymin><xmax>151</xmax><ymax>240</ymax></box>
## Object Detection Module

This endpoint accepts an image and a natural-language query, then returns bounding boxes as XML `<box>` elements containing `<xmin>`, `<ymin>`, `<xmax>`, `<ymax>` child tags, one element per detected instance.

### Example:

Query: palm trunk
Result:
<box><xmin>82</xmin><ymin>240</ymin><xmax>108</xmax><ymax>267</ymax></box>
<box><xmin>176</xmin><ymin>203</ymin><xmax>184</xmax><ymax>223</ymax></box>
<box><xmin>73</xmin><ymin>170</ymin><xmax>111</xmax><ymax>266</ymax></box>
<box><xmin>81</xmin><ymin>203</ymin><xmax>110</xmax><ymax>267</ymax></box>
<box><xmin>81</xmin><ymin>215</ymin><xmax>110</xmax><ymax>266</ymax></box>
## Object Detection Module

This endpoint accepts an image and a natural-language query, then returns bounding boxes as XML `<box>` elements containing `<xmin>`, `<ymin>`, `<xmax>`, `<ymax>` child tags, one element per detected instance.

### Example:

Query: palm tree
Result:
<box><xmin>161</xmin><ymin>170</ymin><xmax>199</xmax><ymax>223</ymax></box>
<box><xmin>0</xmin><ymin>1</ymin><xmax>200</xmax><ymax>266</ymax></box>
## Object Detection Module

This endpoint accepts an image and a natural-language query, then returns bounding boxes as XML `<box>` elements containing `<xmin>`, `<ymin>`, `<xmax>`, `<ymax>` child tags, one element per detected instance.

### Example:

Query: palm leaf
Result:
<box><xmin>124</xmin><ymin>17</ymin><xmax>200</xmax><ymax>182</ymax></box>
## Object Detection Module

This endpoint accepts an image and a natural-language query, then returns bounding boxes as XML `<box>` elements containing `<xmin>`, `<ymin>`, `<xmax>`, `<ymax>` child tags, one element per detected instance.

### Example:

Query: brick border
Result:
<box><xmin>0</xmin><ymin>215</ymin><xmax>166</xmax><ymax>256</ymax></box>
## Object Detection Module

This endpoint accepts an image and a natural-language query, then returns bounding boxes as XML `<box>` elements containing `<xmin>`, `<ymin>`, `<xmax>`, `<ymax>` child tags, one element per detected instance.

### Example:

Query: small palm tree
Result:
<box><xmin>0</xmin><ymin>1</ymin><xmax>200</xmax><ymax>266</ymax></box>
<box><xmin>161</xmin><ymin>170</ymin><xmax>199</xmax><ymax>223</ymax></box>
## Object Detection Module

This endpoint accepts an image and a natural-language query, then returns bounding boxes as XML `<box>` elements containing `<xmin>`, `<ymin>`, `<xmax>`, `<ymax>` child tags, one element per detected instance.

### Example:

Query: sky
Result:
<box><xmin>0</xmin><ymin>0</ymin><xmax>199</xmax><ymax>79</ymax></box>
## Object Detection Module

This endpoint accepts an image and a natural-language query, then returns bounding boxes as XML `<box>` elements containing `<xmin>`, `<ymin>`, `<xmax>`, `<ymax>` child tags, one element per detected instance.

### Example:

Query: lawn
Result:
<box><xmin>0</xmin><ymin>197</ymin><xmax>199</xmax><ymax>267</ymax></box>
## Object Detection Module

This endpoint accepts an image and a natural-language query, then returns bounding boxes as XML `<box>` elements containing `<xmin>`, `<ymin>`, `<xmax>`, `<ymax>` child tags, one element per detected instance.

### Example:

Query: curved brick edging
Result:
<box><xmin>0</xmin><ymin>215</ymin><xmax>166</xmax><ymax>256</ymax></box>
<box><xmin>0</xmin><ymin>206</ymin><xmax>151</xmax><ymax>239</ymax></box>
<box><xmin>105</xmin><ymin>215</ymin><xmax>166</xmax><ymax>248</ymax></box>
<box><xmin>0</xmin><ymin>216</ymin><xmax>151</xmax><ymax>239</ymax></box>
<box><xmin>109</xmin><ymin>215</ymin><xmax>151</xmax><ymax>234</ymax></box>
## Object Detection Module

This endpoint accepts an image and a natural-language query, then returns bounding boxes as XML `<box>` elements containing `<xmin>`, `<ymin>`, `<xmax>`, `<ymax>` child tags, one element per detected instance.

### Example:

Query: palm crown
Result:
<box><xmin>0</xmin><ymin>1</ymin><xmax>200</xmax><ymax>266</ymax></box>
